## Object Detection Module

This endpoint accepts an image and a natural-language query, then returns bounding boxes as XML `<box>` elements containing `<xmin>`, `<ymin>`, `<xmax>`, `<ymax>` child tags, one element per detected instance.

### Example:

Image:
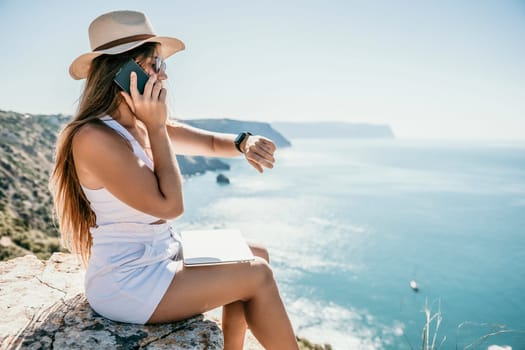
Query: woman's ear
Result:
<box><xmin>120</xmin><ymin>91</ymin><xmax>136</xmax><ymax>114</ymax></box>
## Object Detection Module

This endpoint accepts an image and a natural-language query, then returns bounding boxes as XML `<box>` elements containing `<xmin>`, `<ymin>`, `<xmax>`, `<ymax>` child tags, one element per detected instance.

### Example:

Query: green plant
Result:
<box><xmin>401</xmin><ymin>298</ymin><xmax>446</xmax><ymax>350</ymax></box>
<box><xmin>420</xmin><ymin>299</ymin><xmax>446</xmax><ymax>350</ymax></box>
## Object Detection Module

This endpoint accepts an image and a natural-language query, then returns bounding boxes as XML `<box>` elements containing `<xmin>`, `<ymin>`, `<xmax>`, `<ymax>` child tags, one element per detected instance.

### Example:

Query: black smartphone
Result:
<box><xmin>113</xmin><ymin>59</ymin><xmax>149</xmax><ymax>95</ymax></box>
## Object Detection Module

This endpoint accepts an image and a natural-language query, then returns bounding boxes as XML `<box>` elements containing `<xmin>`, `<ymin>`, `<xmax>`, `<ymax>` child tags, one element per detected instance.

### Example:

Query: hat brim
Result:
<box><xmin>69</xmin><ymin>36</ymin><xmax>185</xmax><ymax>80</ymax></box>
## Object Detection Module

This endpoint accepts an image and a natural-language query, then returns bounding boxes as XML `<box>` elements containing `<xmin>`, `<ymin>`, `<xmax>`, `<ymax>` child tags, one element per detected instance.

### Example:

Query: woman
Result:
<box><xmin>50</xmin><ymin>10</ymin><xmax>299</xmax><ymax>350</ymax></box>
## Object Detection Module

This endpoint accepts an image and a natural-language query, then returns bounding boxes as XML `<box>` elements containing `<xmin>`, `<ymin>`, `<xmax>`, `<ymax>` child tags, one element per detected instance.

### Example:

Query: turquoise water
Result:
<box><xmin>175</xmin><ymin>139</ymin><xmax>525</xmax><ymax>349</ymax></box>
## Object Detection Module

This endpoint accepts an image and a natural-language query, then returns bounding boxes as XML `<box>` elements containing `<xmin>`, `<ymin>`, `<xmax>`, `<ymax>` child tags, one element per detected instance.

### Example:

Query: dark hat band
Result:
<box><xmin>94</xmin><ymin>34</ymin><xmax>155</xmax><ymax>51</ymax></box>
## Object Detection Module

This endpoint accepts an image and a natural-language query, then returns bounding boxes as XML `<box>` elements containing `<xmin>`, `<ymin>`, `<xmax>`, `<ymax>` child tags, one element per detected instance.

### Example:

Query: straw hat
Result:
<box><xmin>69</xmin><ymin>10</ymin><xmax>185</xmax><ymax>80</ymax></box>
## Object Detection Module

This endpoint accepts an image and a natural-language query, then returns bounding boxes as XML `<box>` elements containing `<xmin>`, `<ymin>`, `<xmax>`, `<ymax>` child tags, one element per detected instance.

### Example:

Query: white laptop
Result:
<box><xmin>179</xmin><ymin>229</ymin><xmax>255</xmax><ymax>267</ymax></box>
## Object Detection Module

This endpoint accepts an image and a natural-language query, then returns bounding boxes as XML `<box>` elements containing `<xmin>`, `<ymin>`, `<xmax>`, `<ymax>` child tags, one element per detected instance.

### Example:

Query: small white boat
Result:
<box><xmin>410</xmin><ymin>280</ymin><xmax>419</xmax><ymax>292</ymax></box>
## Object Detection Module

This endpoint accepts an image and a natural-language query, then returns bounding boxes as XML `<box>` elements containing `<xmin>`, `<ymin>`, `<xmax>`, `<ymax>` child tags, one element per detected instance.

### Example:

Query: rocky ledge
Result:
<box><xmin>0</xmin><ymin>253</ymin><xmax>223</xmax><ymax>350</ymax></box>
<box><xmin>0</xmin><ymin>253</ymin><xmax>331</xmax><ymax>350</ymax></box>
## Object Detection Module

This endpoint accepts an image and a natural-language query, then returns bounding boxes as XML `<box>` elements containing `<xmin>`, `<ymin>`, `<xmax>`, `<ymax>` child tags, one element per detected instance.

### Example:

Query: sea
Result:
<box><xmin>174</xmin><ymin>138</ymin><xmax>525</xmax><ymax>350</ymax></box>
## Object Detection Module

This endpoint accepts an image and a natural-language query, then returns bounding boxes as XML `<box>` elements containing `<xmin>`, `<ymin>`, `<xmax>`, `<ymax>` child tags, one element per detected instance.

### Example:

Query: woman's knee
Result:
<box><xmin>247</xmin><ymin>257</ymin><xmax>275</xmax><ymax>293</ymax></box>
<box><xmin>249</xmin><ymin>242</ymin><xmax>270</xmax><ymax>263</ymax></box>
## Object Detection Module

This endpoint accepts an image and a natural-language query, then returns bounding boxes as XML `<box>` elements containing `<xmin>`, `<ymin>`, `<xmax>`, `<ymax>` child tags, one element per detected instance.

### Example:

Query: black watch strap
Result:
<box><xmin>234</xmin><ymin>132</ymin><xmax>252</xmax><ymax>153</ymax></box>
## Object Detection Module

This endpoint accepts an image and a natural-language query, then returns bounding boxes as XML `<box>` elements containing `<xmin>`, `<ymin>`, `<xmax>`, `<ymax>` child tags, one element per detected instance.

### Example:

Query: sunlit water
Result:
<box><xmin>174</xmin><ymin>139</ymin><xmax>525</xmax><ymax>349</ymax></box>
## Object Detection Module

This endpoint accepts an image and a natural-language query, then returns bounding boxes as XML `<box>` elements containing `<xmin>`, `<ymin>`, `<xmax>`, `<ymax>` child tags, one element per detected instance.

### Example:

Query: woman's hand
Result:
<box><xmin>121</xmin><ymin>72</ymin><xmax>167</xmax><ymax>130</ymax></box>
<box><xmin>242</xmin><ymin>136</ymin><xmax>276</xmax><ymax>173</ymax></box>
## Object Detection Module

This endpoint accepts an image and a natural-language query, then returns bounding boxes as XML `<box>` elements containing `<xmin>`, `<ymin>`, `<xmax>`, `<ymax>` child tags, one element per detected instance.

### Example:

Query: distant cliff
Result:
<box><xmin>272</xmin><ymin>121</ymin><xmax>394</xmax><ymax>139</ymax></box>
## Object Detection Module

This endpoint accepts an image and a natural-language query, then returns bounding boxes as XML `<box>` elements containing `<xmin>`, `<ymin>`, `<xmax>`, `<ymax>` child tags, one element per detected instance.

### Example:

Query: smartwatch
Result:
<box><xmin>234</xmin><ymin>132</ymin><xmax>252</xmax><ymax>153</ymax></box>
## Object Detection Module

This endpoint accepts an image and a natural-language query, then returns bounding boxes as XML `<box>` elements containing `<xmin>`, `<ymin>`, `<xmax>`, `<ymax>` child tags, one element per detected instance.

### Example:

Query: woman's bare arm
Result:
<box><xmin>166</xmin><ymin>121</ymin><xmax>277</xmax><ymax>173</ymax></box>
<box><xmin>166</xmin><ymin>121</ymin><xmax>238</xmax><ymax>157</ymax></box>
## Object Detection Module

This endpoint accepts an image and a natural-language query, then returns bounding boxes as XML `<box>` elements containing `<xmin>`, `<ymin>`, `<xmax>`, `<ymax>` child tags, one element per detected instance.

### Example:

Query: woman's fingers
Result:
<box><xmin>243</xmin><ymin>136</ymin><xmax>277</xmax><ymax>171</ymax></box>
<box><xmin>151</xmin><ymin>79</ymin><xmax>163</xmax><ymax>100</ymax></box>
<box><xmin>246</xmin><ymin>138</ymin><xmax>276</xmax><ymax>165</ymax></box>
<box><xmin>250</xmin><ymin>151</ymin><xmax>274</xmax><ymax>169</ymax></box>
<box><xmin>128</xmin><ymin>73</ymin><xmax>167</xmax><ymax>128</ymax></box>
<box><xmin>159</xmin><ymin>87</ymin><xmax>167</xmax><ymax>103</ymax></box>
<box><xmin>142</xmin><ymin>73</ymin><xmax>157</xmax><ymax>98</ymax></box>
<box><xmin>129</xmin><ymin>72</ymin><xmax>139</xmax><ymax>99</ymax></box>
<box><xmin>254</xmin><ymin>149</ymin><xmax>275</xmax><ymax>167</ymax></box>
<box><xmin>129</xmin><ymin>72</ymin><xmax>162</xmax><ymax>100</ymax></box>
<box><xmin>257</xmin><ymin>146</ymin><xmax>276</xmax><ymax>162</ymax></box>
<box><xmin>247</xmin><ymin>159</ymin><xmax>263</xmax><ymax>173</ymax></box>
<box><xmin>259</xmin><ymin>138</ymin><xmax>276</xmax><ymax>153</ymax></box>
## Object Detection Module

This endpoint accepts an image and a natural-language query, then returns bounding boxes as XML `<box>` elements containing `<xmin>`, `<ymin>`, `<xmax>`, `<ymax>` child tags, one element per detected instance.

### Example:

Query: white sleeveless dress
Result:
<box><xmin>83</xmin><ymin>116</ymin><xmax>182</xmax><ymax>324</ymax></box>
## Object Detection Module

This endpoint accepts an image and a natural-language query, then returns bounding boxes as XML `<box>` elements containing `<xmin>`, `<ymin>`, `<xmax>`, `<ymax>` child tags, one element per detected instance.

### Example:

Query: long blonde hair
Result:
<box><xmin>50</xmin><ymin>43</ymin><xmax>157</xmax><ymax>265</ymax></box>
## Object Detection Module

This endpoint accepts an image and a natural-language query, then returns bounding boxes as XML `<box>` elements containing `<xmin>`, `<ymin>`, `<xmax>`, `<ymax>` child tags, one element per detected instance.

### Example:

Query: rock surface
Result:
<box><xmin>0</xmin><ymin>253</ymin><xmax>330</xmax><ymax>350</ymax></box>
<box><xmin>0</xmin><ymin>253</ymin><xmax>223</xmax><ymax>350</ymax></box>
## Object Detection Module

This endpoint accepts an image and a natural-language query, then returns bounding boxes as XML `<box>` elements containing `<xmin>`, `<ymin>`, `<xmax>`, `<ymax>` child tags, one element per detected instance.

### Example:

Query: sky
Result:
<box><xmin>0</xmin><ymin>0</ymin><xmax>524</xmax><ymax>140</ymax></box>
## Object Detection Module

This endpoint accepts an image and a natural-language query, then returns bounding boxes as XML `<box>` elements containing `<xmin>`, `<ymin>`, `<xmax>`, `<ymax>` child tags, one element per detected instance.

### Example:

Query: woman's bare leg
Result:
<box><xmin>222</xmin><ymin>243</ymin><xmax>270</xmax><ymax>350</ymax></box>
<box><xmin>147</xmin><ymin>252</ymin><xmax>298</xmax><ymax>349</ymax></box>
<box><xmin>222</xmin><ymin>301</ymin><xmax>247</xmax><ymax>350</ymax></box>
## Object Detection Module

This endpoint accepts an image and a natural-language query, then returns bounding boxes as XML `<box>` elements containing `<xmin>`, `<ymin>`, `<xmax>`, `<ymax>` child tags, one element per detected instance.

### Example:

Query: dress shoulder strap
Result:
<box><xmin>100</xmin><ymin>116</ymin><xmax>154</xmax><ymax>170</ymax></box>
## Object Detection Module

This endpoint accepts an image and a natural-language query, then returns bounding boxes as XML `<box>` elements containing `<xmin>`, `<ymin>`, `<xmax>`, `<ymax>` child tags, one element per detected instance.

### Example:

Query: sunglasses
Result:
<box><xmin>153</xmin><ymin>56</ymin><xmax>166</xmax><ymax>74</ymax></box>
<box><xmin>136</xmin><ymin>56</ymin><xmax>166</xmax><ymax>74</ymax></box>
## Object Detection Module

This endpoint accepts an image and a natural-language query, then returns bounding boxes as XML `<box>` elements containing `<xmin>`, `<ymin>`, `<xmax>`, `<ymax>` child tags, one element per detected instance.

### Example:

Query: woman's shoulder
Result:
<box><xmin>72</xmin><ymin>120</ymin><xmax>129</xmax><ymax>156</ymax></box>
<box><xmin>74</xmin><ymin>121</ymin><xmax>109</xmax><ymax>143</ymax></box>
